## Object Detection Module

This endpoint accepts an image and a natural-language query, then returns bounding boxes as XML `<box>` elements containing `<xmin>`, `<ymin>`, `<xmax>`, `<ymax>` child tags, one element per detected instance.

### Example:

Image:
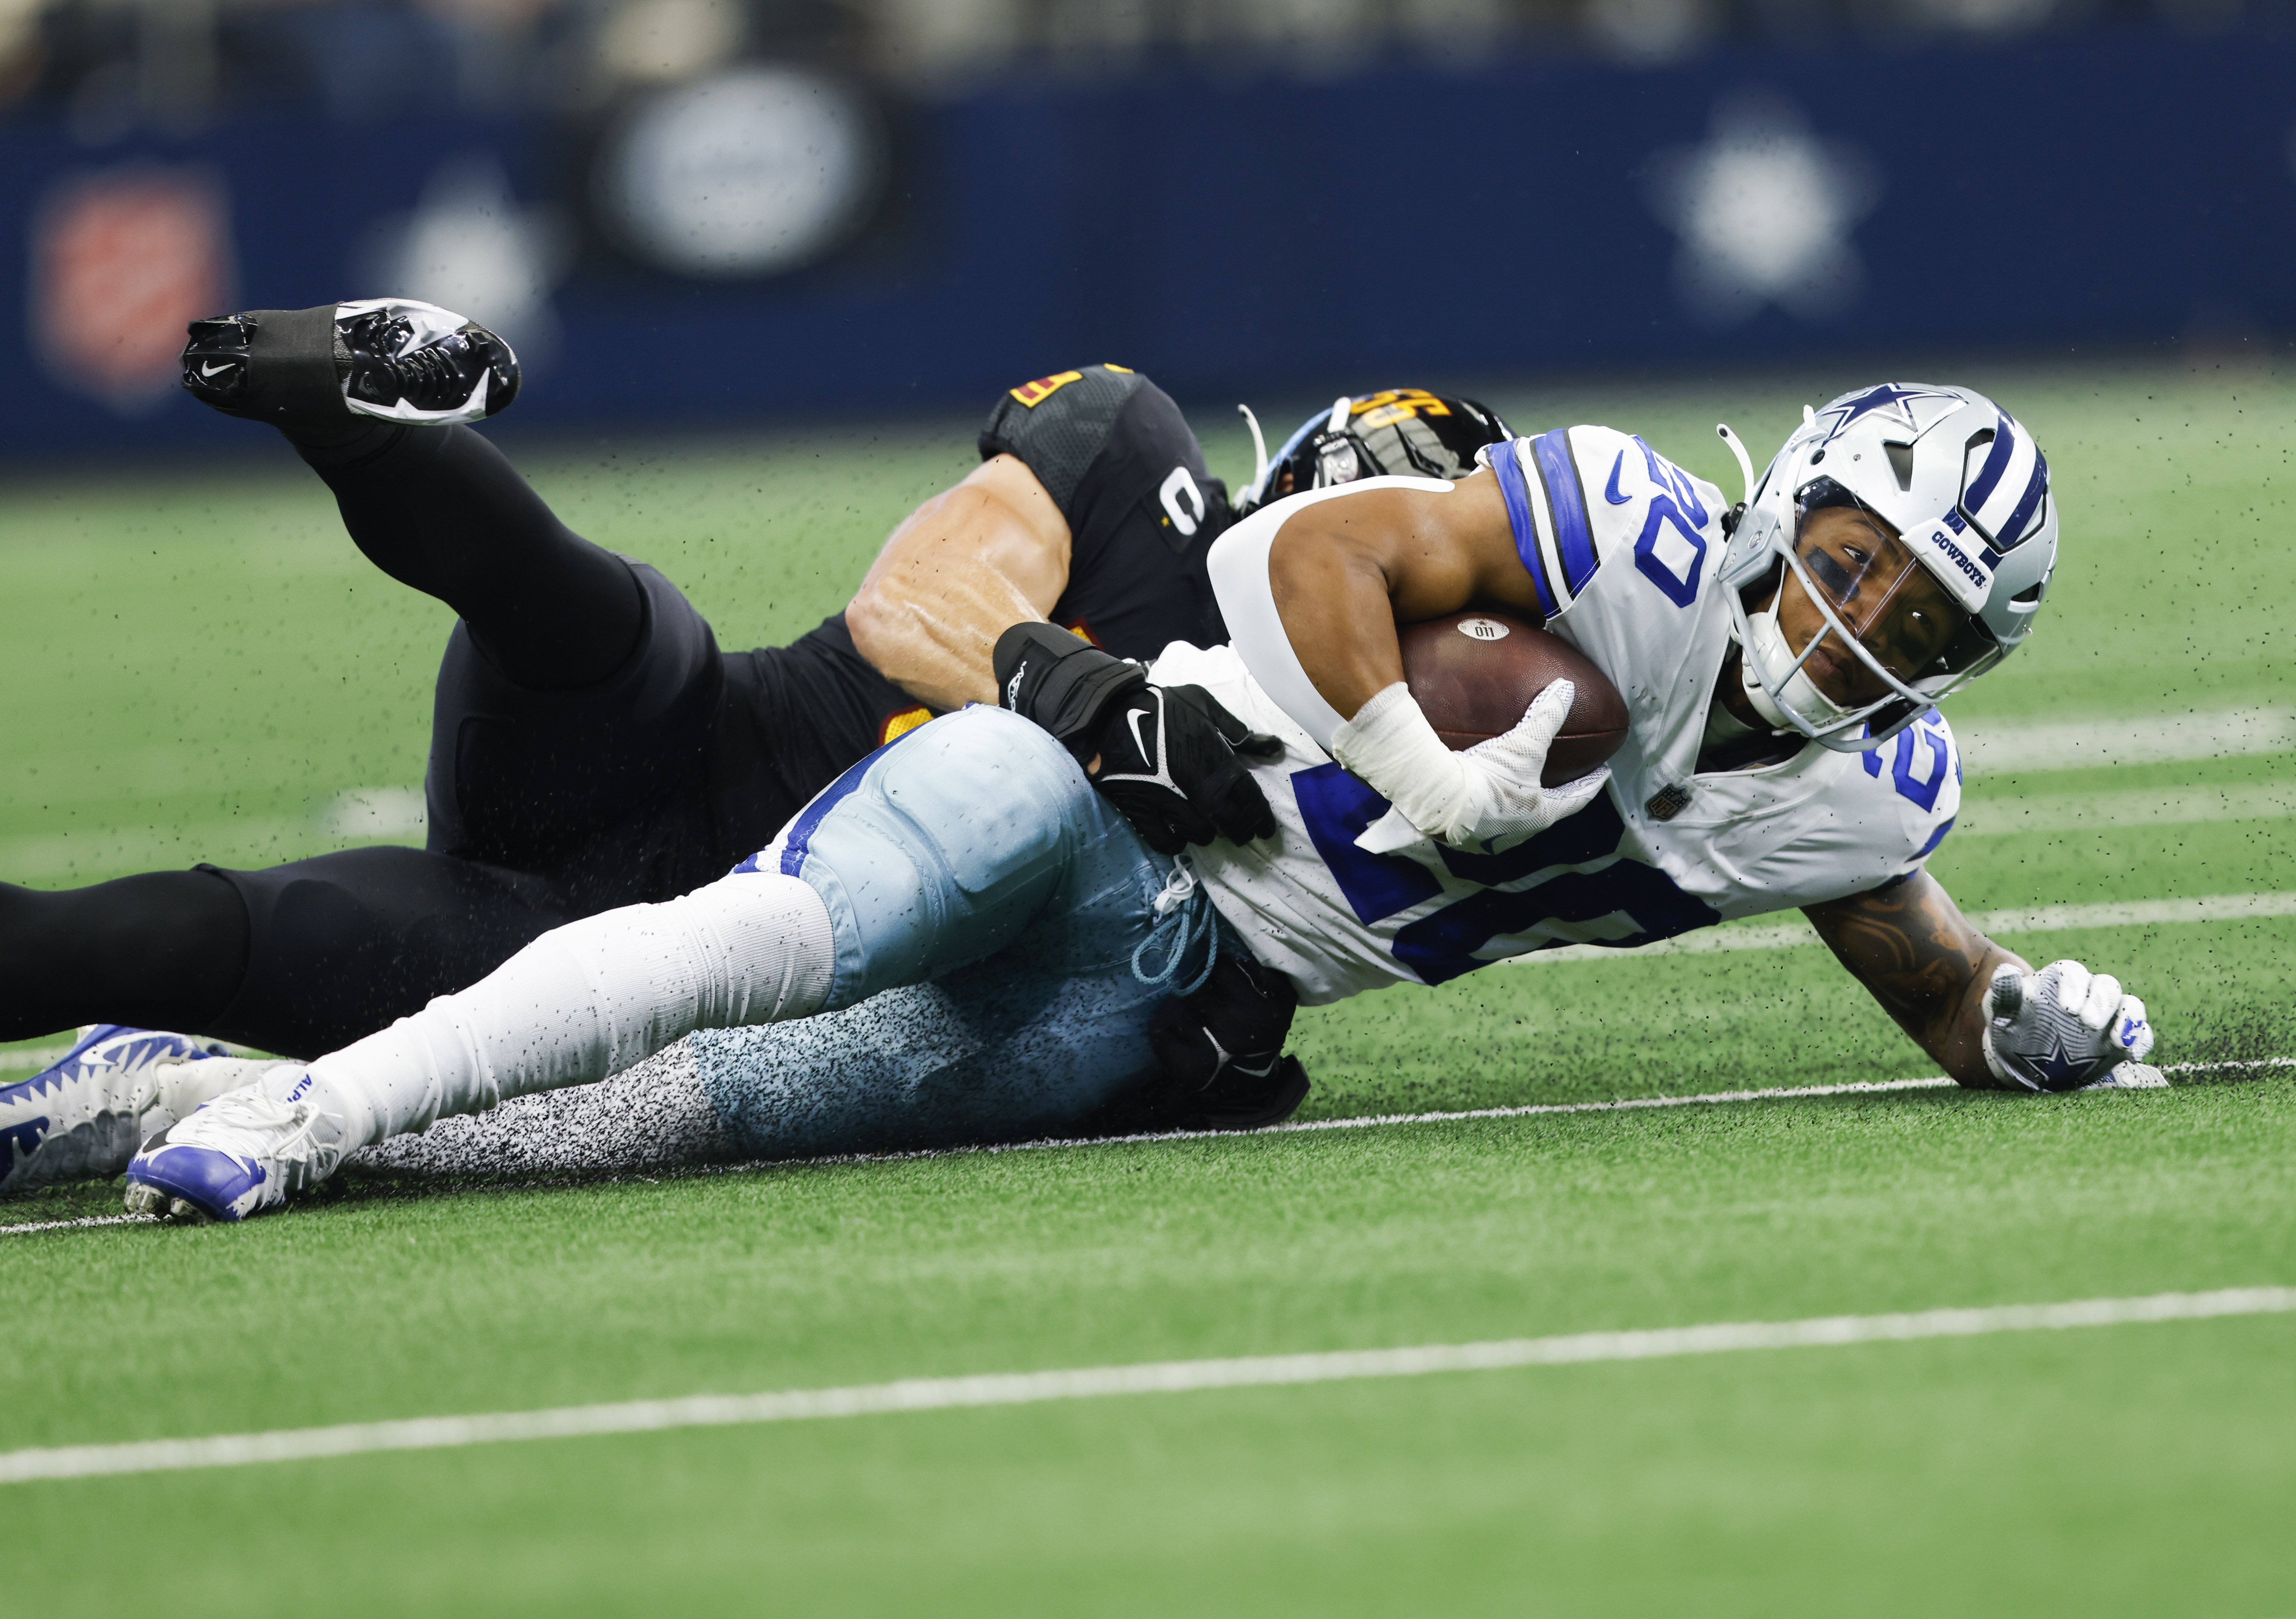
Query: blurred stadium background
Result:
<box><xmin>10</xmin><ymin>9</ymin><xmax>2296</xmax><ymax>1615</ymax></box>
<box><xmin>0</xmin><ymin>0</ymin><xmax>2291</xmax><ymax>456</ymax></box>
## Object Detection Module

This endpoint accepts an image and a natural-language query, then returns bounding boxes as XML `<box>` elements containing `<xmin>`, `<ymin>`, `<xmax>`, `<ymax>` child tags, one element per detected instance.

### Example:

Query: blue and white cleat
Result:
<box><xmin>1</xmin><ymin>1026</ymin><xmax>251</xmax><ymax>1195</ymax></box>
<box><xmin>124</xmin><ymin>1069</ymin><xmax>352</xmax><ymax>1223</ymax></box>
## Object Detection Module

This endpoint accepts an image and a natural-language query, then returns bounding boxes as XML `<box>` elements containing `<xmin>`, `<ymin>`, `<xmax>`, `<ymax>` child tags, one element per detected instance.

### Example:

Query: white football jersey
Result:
<box><xmin>1165</xmin><ymin>425</ymin><xmax>1962</xmax><ymax>1006</ymax></box>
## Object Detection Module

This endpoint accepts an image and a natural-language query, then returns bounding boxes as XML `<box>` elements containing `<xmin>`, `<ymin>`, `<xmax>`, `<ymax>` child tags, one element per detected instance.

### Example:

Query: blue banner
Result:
<box><xmin>2</xmin><ymin>27</ymin><xmax>2290</xmax><ymax>458</ymax></box>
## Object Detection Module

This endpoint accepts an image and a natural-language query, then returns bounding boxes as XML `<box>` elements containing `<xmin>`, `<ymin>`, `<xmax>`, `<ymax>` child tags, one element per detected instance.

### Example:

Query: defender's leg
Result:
<box><xmin>1</xmin><ymin>846</ymin><xmax>574</xmax><ymax>1057</ymax></box>
<box><xmin>0</xmin><ymin>872</ymin><xmax>246</xmax><ymax>1041</ymax></box>
<box><xmin>182</xmin><ymin>300</ymin><xmax>642</xmax><ymax>691</ymax></box>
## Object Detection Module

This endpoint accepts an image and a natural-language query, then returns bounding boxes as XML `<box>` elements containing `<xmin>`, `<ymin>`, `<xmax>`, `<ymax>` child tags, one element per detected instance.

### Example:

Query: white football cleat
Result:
<box><xmin>124</xmin><ymin>1069</ymin><xmax>354</xmax><ymax>1223</ymax></box>
<box><xmin>0</xmin><ymin>1026</ymin><xmax>266</xmax><ymax>1195</ymax></box>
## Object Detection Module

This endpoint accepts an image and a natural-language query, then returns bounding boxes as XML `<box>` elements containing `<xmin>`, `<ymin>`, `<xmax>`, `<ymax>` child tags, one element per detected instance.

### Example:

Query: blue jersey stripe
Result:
<box><xmin>1532</xmin><ymin>429</ymin><xmax>1599</xmax><ymax>596</ymax></box>
<box><xmin>1490</xmin><ymin>442</ymin><xmax>1559</xmax><ymax>617</ymax></box>
<box><xmin>1912</xmin><ymin>815</ymin><xmax>1956</xmax><ymax>861</ymax></box>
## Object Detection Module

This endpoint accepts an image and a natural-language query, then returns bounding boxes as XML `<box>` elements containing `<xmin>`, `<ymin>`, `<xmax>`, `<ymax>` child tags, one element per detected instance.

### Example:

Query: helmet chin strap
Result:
<box><xmin>1742</xmin><ymin>606</ymin><xmax>1856</xmax><ymax>736</ymax></box>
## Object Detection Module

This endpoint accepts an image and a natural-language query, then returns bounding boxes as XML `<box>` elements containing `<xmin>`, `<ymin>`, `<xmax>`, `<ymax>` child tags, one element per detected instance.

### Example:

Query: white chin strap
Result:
<box><xmin>1742</xmin><ymin>607</ymin><xmax>1856</xmax><ymax>737</ymax></box>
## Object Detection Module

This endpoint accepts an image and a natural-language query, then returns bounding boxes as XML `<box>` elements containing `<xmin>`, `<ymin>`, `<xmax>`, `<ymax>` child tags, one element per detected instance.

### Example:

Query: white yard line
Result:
<box><xmin>785</xmin><ymin>1056</ymin><xmax>2284</xmax><ymax>1166</ymax></box>
<box><xmin>1509</xmin><ymin>891</ymin><xmax>2296</xmax><ymax>965</ymax></box>
<box><xmin>2</xmin><ymin>1286</ymin><xmax>2288</xmax><ymax>1486</ymax></box>
<box><xmin>1955</xmin><ymin>783</ymin><xmax>2296</xmax><ymax>837</ymax></box>
<box><xmin>1954</xmin><ymin>706</ymin><xmax>2295</xmax><ymax>772</ymax></box>
<box><xmin>0</xmin><ymin>790</ymin><xmax>423</xmax><ymax>886</ymax></box>
<box><xmin>0</xmin><ymin>1214</ymin><xmax>152</xmax><ymax>1235</ymax></box>
<box><xmin>4</xmin><ymin>1058</ymin><xmax>2286</xmax><ymax>1238</ymax></box>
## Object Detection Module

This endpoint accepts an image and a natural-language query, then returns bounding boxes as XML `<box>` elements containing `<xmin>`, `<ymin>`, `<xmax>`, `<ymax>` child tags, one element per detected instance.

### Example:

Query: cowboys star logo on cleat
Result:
<box><xmin>179</xmin><ymin>298</ymin><xmax>519</xmax><ymax>430</ymax></box>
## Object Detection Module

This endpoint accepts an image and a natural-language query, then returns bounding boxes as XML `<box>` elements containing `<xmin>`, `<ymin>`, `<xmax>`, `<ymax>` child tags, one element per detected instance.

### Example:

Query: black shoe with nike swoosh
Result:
<box><xmin>181</xmin><ymin>298</ymin><xmax>519</xmax><ymax>432</ymax></box>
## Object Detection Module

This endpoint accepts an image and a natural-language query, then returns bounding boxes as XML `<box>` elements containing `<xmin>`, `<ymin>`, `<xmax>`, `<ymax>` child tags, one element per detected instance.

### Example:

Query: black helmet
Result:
<box><xmin>1235</xmin><ymin>388</ymin><xmax>1515</xmax><ymax>515</ymax></box>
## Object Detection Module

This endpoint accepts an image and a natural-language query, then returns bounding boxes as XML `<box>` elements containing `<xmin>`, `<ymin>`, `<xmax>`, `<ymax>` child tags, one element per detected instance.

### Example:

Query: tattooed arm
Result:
<box><xmin>1802</xmin><ymin>871</ymin><xmax>2031</xmax><ymax>1089</ymax></box>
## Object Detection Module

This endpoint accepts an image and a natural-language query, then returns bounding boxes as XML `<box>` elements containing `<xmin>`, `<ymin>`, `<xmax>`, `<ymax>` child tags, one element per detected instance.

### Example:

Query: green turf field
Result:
<box><xmin>4</xmin><ymin>362</ymin><xmax>2294</xmax><ymax>1615</ymax></box>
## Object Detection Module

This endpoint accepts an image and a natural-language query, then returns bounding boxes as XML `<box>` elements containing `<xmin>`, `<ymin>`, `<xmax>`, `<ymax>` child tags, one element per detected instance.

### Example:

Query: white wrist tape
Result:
<box><xmin>1329</xmin><ymin>682</ymin><xmax>1471</xmax><ymax>841</ymax></box>
<box><xmin>311</xmin><ymin>873</ymin><xmax>835</xmax><ymax>1146</ymax></box>
<box><xmin>1205</xmin><ymin>476</ymin><xmax>1456</xmax><ymax>750</ymax></box>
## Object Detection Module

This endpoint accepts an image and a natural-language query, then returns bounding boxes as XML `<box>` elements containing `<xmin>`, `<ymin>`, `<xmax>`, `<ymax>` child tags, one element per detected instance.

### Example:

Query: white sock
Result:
<box><xmin>305</xmin><ymin>874</ymin><xmax>836</xmax><ymax>1148</ymax></box>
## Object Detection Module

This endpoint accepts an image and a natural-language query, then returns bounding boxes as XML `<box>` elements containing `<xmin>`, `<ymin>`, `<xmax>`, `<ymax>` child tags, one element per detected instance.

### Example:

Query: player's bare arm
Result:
<box><xmin>1804</xmin><ymin>872</ymin><xmax>2025</xmax><ymax>1088</ymax></box>
<box><xmin>845</xmin><ymin>452</ymin><xmax>1072</xmax><ymax>711</ymax></box>
<box><xmin>1227</xmin><ymin>471</ymin><xmax>1607</xmax><ymax>853</ymax></box>
<box><xmin>1264</xmin><ymin>475</ymin><xmax>1535</xmax><ymax>719</ymax></box>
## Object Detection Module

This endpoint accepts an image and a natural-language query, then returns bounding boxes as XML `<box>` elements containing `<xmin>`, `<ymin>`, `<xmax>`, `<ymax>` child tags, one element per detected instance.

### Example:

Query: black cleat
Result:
<box><xmin>181</xmin><ymin>299</ymin><xmax>519</xmax><ymax>431</ymax></box>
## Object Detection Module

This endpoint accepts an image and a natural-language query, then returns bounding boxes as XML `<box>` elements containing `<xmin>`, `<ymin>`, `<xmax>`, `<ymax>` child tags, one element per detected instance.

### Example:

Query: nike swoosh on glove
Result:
<box><xmin>994</xmin><ymin>622</ymin><xmax>1283</xmax><ymax>856</ymax></box>
<box><xmin>1982</xmin><ymin>958</ymin><xmax>2156</xmax><ymax>1092</ymax></box>
<box><xmin>1090</xmin><ymin>683</ymin><xmax>1284</xmax><ymax>855</ymax></box>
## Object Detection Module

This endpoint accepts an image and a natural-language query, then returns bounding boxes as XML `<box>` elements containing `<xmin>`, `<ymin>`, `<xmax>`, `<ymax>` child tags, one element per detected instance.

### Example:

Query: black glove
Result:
<box><xmin>1062</xmin><ymin>954</ymin><xmax>1310</xmax><ymax>1138</ymax></box>
<box><xmin>994</xmin><ymin>622</ymin><xmax>1283</xmax><ymax>855</ymax></box>
<box><xmin>1148</xmin><ymin>952</ymin><xmax>1305</xmax><ymax>1127</ymax></box>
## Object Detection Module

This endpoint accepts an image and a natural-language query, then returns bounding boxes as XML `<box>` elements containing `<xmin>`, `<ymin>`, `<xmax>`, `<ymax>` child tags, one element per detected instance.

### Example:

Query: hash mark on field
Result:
<box><xmin>2</xmin><ymin>1287</ymin><xmax>2289</xmax><ymax>1485</ymax></box>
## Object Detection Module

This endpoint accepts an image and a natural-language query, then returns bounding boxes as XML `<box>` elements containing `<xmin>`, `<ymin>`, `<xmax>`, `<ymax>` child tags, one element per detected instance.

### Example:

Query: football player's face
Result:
<box><xmin>1776</xmin><ymin>505</ymin><xmax>1960</xmax><ymax>705</ymax></box>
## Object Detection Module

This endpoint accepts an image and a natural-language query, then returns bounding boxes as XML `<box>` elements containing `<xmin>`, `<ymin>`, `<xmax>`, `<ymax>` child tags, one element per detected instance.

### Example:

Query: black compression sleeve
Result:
<box><xmin>0</xmin><ymin>872</ymin><xmax>249</xmax><ymax>1041</ymax></box>
<box><xmin>310</xmin><ymin>425</ymin><xmax>644</xmax><ymax>692</ymax></box>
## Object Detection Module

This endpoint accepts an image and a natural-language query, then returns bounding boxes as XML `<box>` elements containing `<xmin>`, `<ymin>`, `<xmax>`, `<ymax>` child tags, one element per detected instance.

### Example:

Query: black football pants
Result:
<box><xmin>1</xmin><ymin>425</ymin><xmax>808</xmax><ymax>1056</ymax></box>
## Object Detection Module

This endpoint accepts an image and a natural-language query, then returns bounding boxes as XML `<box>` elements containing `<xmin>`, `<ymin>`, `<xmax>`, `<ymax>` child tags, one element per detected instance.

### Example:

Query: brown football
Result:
<box><xmin>1398</xmin><ymin>610</ymin><xmax>1630</xmax><ymax>786</ymax></box>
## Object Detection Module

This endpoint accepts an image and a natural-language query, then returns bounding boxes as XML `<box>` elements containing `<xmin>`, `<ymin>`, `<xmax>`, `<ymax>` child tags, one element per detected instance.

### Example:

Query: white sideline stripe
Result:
<box><xmin>4</xmin><ymin>1057</ymin><xmax>2289</xmax><ymax>1238</ymax></box>
<box><xmin>2</xmin><ymin>1287</ymin><xmax>2290</xmax><ymax>1486</ymax></box>
<box><xmin>0</xmin><ymin>1215</ymin><xmax>153</xmax><ymax>1236</ymax></box>
<box><xmin>0</xmin><ymin>1043</ymin><xmax>75</xmax><ymax>1073</ymax></box>
<box><xmin>1510</xmin><ymin>891</ymin><xmax>2296</xmax><ymax>965</ymax></box>
<box><xmin>1955</xmin><ymin>706</ymin><xmax>2295</xmax><ymax>772</ymax></box>
<box><xmin>851</xmin><ymin>1054</ymin><xmax>2285</xmax><ymax>1162</ymax></box>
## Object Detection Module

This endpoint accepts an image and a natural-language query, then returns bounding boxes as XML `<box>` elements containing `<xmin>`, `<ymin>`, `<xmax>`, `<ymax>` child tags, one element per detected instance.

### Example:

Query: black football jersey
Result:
<box><xmin>729</xmin><ymin>366</ymin><xmax>1233</xmax><ymax>804</ymax></box>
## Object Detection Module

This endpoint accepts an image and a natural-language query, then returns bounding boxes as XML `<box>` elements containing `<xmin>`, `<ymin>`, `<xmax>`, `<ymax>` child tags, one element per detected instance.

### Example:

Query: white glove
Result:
<box><xmin>1982</xmin><ymin>958</ymin><xmax>2155</xmax><ymax>1092</ymax></box>
<box><xmin>1333</xmin><ymin>679</ymin><xmax>1612</xmax><ymax>855</ymax></box>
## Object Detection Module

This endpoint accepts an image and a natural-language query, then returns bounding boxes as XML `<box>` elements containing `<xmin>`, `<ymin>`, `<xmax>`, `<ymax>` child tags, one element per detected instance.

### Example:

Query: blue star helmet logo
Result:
<box><xmin>1813</xmin><ymin>384</ymin><xmax>1960</xmax><ymax>444</ymax></box>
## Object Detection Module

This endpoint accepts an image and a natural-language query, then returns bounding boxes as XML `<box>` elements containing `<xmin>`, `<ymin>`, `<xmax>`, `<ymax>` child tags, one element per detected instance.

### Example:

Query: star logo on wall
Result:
<box><xmin>1646</xmin><ymin>93</ymin><xmax>1882</xmax><ymax>326</ymax></box>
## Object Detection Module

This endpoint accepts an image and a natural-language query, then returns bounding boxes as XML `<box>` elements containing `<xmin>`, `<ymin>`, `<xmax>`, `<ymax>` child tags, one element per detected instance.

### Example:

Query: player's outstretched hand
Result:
<box><xmin>1346</xmin><ymin>679</ymin><xmax>1611</xmax><ymax>854</ymax></box>
<box><xmin>1982</xmin><ymin>958</ymin><xmax>2156</xmax><ymax>1091</ymax></box>
<box><xmin>994</xmin><ymin>621</ymin><xmax>1283</xmax><ymax>855</ymax></box>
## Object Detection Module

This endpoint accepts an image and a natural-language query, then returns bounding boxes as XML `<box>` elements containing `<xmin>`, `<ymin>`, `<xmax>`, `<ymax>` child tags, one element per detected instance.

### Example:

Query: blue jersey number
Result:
<box><xmin>1292</xmin><ymin>764</ymin><xmax>1719</xmax><ymax>984</ymax></box>
<box><xmin>1604</xmin><ymin>438</ymin><xmax>1709</xmax><ymax>609</ymax></box>
<box><xmin>1862</xmin><ymin>709</ymin><xmax>1956</xmax><ymax>813</ymax></box>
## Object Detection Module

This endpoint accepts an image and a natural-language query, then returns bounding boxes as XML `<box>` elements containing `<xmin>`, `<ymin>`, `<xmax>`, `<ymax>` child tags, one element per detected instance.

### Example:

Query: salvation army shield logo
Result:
<box><xmin>30</xmin><ymin>167</ymin><xmax>237</xmax><ymax>414</ymax></box>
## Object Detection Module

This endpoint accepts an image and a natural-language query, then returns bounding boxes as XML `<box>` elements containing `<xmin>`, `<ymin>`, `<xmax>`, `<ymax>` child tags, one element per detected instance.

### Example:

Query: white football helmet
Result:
<box><xmin>1715</xmin><ymin>383</ymin><xmax>2056</xmax><ymax>750</ymax></box>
